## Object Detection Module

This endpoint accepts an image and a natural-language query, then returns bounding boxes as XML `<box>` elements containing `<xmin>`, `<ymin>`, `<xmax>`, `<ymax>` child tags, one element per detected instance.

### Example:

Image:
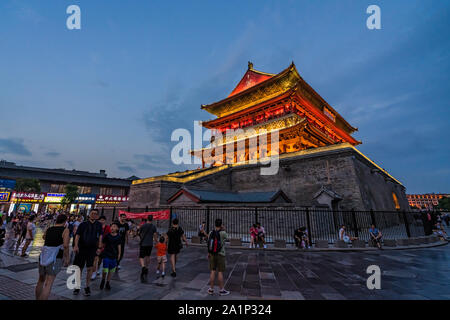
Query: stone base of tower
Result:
<box><xmin>129</xmin><ymin>143</ymin><xmax>408</xmax><ymax>211</ymax></box>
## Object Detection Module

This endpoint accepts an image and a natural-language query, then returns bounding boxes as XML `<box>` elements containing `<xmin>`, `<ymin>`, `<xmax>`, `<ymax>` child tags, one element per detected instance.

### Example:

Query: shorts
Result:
<box><xmin>73</xmin><ymin>248</ymin><xmax>97</xmax><ymax>269</ymax></box>
<box><xmin>139</xmin><ymin>246</ymin><xmax>153</xmax><ymax>258</ymax></box>
<box><xmin>102</xmin><ymin>257</ymin><xmax>117</xmax><ymax>272</ymax></box>
<box><xmin>157</xmin><ymin>255</ymin><xmax>167</xmax><ymax>264</ymax></box>
<box><xmin>39</xmin><ymin>259</ymin><xmax>63</xmax><ymax>277</ymax></box>
<box><xmin>168</xmin><ymin>244</ymin><xmax>181</xmax><ymax>255</ymax></box>
<box><xmin>208</xmin><ymin>254</ymin><xmax>226</xmax><ymax>272</ymax></box>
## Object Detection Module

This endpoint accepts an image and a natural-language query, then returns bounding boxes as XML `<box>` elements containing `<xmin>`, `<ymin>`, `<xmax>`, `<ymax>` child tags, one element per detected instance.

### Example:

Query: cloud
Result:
<box><xmin>117</xmin><ymin>165</ymin><xmax>136</xmax><ymax>173</ymax></box>
<box><xmin>45</xmin><ymin>151</ymin><xmax>60</xmax><ymax>158</ymax></box>
<box><xmin>0</xmin><ymin>138</ymin><xmax>32</xmax><ymax>156</ymax></box>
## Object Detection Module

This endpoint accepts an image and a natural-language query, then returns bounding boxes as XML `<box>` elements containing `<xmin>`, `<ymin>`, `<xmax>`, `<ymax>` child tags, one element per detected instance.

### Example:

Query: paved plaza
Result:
<box><xmin>0</xmin><ymin>226</ymin><xmax>450</xmax><ymax>300</ymax></box>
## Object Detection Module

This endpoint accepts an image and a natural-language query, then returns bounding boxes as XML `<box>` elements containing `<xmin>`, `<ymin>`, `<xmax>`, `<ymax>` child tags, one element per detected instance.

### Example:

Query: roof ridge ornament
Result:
<box><xmin>248</xmin><ymin>61</ymin><xmax>254</xmax><ymax>70</ymax></box>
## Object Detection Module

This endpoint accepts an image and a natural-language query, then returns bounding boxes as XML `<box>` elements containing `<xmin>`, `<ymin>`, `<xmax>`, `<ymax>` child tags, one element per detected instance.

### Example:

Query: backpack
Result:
<box><xmin>207</xmin><ymin>230</ymin><xmax>222</xmax><ymax>255</ymax></box>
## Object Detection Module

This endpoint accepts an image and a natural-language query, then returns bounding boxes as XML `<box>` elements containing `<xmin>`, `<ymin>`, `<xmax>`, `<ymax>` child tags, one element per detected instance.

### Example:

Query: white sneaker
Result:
<box><xmin>96</xmin><ymin>271</ymin><xmax>100</xmax><ymax>276</ymax></box>
<box><xmin>263</xmin><ymin>245</ymin><xmax>267</xmax><ymax>249</ymax></box>
<box><xmin>219</xmin><ymin>289</ymin><xmax>230</xmax><ymax>296</ymax></box>
<box><xmin>91</xmin><ymin>273</ymin><xmax>97</xmax><ymax>280</ymax></box>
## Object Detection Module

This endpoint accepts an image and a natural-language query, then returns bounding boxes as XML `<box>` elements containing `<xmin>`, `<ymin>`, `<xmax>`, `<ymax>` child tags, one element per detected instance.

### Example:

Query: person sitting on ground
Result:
<box><xmin>339</xmin><ymin>225</ymin><xmax>357</xmax><ymax>244</ymax></box>
<box><xmin>300</xmin><ymin>227</ymin><xmax>310</xmax><ymax>249</ymax></box>
<box><xmin>433</xmin><ymin>222</ymin><xmax>448</xmax><ymax>239</ymax></box>
<box><xmin>256</xmin><ymin>222</ymin><xmax>267</xmax><ymax>249</ymax></box>
<box><xmin>369</xmin><ymin>224</ymin><xmax>382</xmax><ymax>249</ymax></box>
<box><xmin>294</xmin><ymin>227</ymin><xmax>304</xmax><ymax>248</ymax></box>
<box><xmin>198</xmin><ymin>222</ymin><xmax>208</xmax><ymax>243</ymax></box>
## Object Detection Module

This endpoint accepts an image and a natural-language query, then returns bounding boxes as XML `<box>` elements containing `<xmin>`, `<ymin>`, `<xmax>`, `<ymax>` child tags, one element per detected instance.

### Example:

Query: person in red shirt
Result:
<box><xmin>155</xmin><ymin>235</ymin><xmax>168</xmax><ymax>278</ymax></box>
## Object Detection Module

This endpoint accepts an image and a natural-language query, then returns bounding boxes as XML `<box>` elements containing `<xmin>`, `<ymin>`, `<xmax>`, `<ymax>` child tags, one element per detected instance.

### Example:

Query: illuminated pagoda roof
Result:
<box><xmin>227</xmin><ymin>62</ymin><xmax>275</xmax><ymax>97</ymax></box>
<box><xmin>201</xmin><ymin>61</ymin><xmax>358</xmax><ymax>136</ymax></box>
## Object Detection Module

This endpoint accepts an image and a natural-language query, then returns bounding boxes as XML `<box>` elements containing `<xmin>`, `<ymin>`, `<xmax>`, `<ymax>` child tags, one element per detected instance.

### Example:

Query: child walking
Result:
<box><xmin>155</xmin><ymin>235</ymin><xmax>167</xmax><ymax>278</ymax></box>
<box><xmin>100</xmin><ymin>222</ymin><xmax>121</xmax><ymax>291</ymax></box>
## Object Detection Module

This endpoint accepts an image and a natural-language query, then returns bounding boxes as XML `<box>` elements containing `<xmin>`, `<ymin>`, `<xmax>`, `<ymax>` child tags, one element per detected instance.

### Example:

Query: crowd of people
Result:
<box><xmin>1</xmin><ymin>207</ymin><xmax>448</xmax><ymax>300</ymax></box>
<box><xmin>13</xmin><ymin>209</ymin><xmax>229</xmax><ymax>299</ymax></box>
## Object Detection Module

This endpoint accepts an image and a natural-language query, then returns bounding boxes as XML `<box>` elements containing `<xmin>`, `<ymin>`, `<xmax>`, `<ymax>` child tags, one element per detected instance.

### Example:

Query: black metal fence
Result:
<box><xmin>98</xmin><ymin>206</ymin><xmax>428</xmax><ymax>244</ymax></box>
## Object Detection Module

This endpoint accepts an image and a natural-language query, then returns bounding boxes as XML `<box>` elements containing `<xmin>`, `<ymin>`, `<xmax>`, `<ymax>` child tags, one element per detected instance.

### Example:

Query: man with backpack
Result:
<box><xmin>207</xmin><ymin>218</ymin><xmax>230</xmax><ymax>296</ymax></box>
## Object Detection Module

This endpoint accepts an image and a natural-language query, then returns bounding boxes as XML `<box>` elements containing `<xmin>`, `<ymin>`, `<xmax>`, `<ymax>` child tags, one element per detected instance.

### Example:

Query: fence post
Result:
<box><xmin>370</xmin><ymin>209</ymin><xmax>376</xmax><ymax>226</ymax></box>
<box><xmin>112</xmin><ymin>207</ymin><xmax>116</xmax><ymax>222</ymax></box>
<box><xmin>305</xmin><ymin>207</ymin><xmax>313</xmax><ymax>246</ymax></box>
<box><xmin>206</xmin><ymin>206</ymin><xmax>210</xmax><ymax>233</ymax></box>
<box><xmin>254</xmin><ymin>207</ymin><xmax>258</xmax><ymax>224</ymax></box>
<box><xmin>351</xmin><ymin>209</ymin><xmax>359</xmax><ymax>238</ymax></box>
<box><xmin>402</xmin><ymin>210</ymin><xmax>411</xmax><ymax>238</ymax></box>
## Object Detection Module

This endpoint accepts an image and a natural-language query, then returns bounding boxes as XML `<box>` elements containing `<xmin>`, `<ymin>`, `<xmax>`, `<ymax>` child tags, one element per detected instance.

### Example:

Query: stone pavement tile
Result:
<box><xmin>185</xmin><ymin>273</ymin><xmax>210</xmax><ymax>290</ymax></box>
<box><xmin>241</xmin><ymin>287</ymin><xmax>261</xmax><ymax>297</ymax></box>
<box><xmin>398</xmin><ymin>294</ymin><xmax>430</xmax><ymax>300</ymax></box>
<box><xmin>260</xmin><ymin>287</ymin><xmax>281</xmax><ymax>297</ymax></box>
<box><xmin>259</xmin><ymin>272</ymin><xmax>275</xmax><ymax>280</ymax></box>
<box><xmin>320</xmin><ymin>292</ymin><xmax>347</xmax><ymax>300</ymax></box>
<box><xmin>280</xmin><ymin>290</ymin><xmax>305</xmax><ymax>300</ymax></box>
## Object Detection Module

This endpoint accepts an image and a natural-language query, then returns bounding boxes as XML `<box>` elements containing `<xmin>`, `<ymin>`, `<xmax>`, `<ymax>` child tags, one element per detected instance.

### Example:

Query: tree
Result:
<box><xmin>438</xmin><ymin>197</ymin><xmax>450</xmax><ymax>211</ymax></box>
<box><xmin>15</xmin><ymin>178</ymin><xmax>41</xmax><ymax>193</ymax></box>
<box><xmin>61</xmin><ymin>184</ymin><xmax>79</xmax><ymax>211</ymax></box>
<box><xmin>14</xmin><ymin>178</ymin><xmax>41</xmax><ymax>214</ymax></box>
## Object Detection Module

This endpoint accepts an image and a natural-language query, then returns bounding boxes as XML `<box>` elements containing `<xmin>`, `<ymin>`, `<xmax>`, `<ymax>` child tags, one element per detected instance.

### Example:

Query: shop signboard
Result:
<box><xmin>10</xmin><ymin>192</ymin><xmax>45</xmax><ymax>203</ymax></box>
<box><xmin>96</xmin><ymin>195</ymin><xmax>129</xmax><ymax>204</ymax></box>
<box><xmin>16</xmin><ymin>204</ymin><xmax>32</xmax><ymax>213</ymax></box>
<box><xmin>0</xmin><ymin>192</ymin><xmax>10</xmax><ymax>202</ymax></box>
<box><xmin>44</xmin><ymin>193</ymin><xmax>66</xmax><ymax>203</ymax></box>
<box><xmin>0</xmin><ymin>179</ymin><xmax>16</xmax><ymax>190</ymax></box>
<box><xmin>74</xmin><ymin>194</ymin><xmax>96</xmax><ymax>204</ymax></box>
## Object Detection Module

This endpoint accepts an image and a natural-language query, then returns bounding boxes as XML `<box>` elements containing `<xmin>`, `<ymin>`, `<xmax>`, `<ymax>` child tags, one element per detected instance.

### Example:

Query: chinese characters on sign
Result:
<box><xmin>96</xmin><ymin>195</ymin><xmax>129</xmax><ymax>204</ymax></box>
<box><xmin>11</xmin><ymin>192</ymin><xmax>45</xmax><ymax>203</ymax></box>
<box><xmin>44</xmin><ymin>193</ymin><xmax>66</xmax><ymax>203</ymax></box>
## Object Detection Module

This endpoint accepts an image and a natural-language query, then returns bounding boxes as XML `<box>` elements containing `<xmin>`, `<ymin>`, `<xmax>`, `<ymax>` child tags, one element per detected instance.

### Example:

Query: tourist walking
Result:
<box><xmin>115</xmin><ymin>214</ymin><xmax>129</xmax><ymax>271</ymax></box>
<box><xmin>99</xmin><ymin>222</ymin><xmax>121</xmax><ymax>291</ymax></box>
<box><xmin>35</xmin><ymin>214</ymin><xmax>70</xmax><ymax>300</ymax></box>
<box><xmin>15</xmin><ymin>215</ymin><xmax>28</xmax><ymax>253</ymax></box>
<box><xmin>249</xmin><ymin>224</ymin><xmax>258</xmax><ymax>248</ymax></box>
<box><xmin>207</xmin><ymin>218</ymin><xmax>230</xmax><ymax>296</ymax></box>
<box><xmin>72</xmin><ymin>209</ymin><xmax>103</xmax><ymax>296</ymax></box>
<box><xmin>138</xmin><ymin>215</ymin><xmax>158</xmax><ymax>283</ymax></box>
<box><xmin>92</xmin><ymin>215</ymin><xmax>111</xmax><ymax>280</ymax></box>
<box><xmin>21</xmin><ymin>215</ymin><xmax>36</xmax><ymax>257</ymax></box>
<box><xmin>155</xmin><ymin>235</ymin><xmax>168</xmax><ymax>278</ymax></box>
<box><xmin>167</xmin><ymin>218</ymin><xmax>188</xmax><ymax>277</ymax></box>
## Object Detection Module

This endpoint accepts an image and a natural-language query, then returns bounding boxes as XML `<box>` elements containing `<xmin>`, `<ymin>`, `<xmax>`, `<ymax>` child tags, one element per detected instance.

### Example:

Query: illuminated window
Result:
<box><xmin>392</xmin><ymin>192</ymin><xmax>400</xmax><ymax>210</ymax></box>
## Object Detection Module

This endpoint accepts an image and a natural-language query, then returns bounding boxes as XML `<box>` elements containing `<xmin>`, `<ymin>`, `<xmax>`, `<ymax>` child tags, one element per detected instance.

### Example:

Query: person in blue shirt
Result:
<box><xmin>369</xmin><ymin>224</ymin><xmax>382</xmax><ymax>249</ymax></box>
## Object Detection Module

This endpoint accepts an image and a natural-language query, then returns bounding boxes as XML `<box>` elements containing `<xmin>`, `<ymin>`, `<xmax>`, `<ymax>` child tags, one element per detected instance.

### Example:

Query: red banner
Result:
<box><xmin>118</xmin><ymin>209</ymin><xmax>170</xmax><ymax>220</ymax></box>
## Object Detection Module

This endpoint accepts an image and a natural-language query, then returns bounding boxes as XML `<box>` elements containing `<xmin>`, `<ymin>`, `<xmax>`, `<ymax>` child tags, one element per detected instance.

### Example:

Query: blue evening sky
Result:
<box><xmin>0</xmin><ymin>0</ymin><xmax>449</xmax><ymax>193</ymax></box>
